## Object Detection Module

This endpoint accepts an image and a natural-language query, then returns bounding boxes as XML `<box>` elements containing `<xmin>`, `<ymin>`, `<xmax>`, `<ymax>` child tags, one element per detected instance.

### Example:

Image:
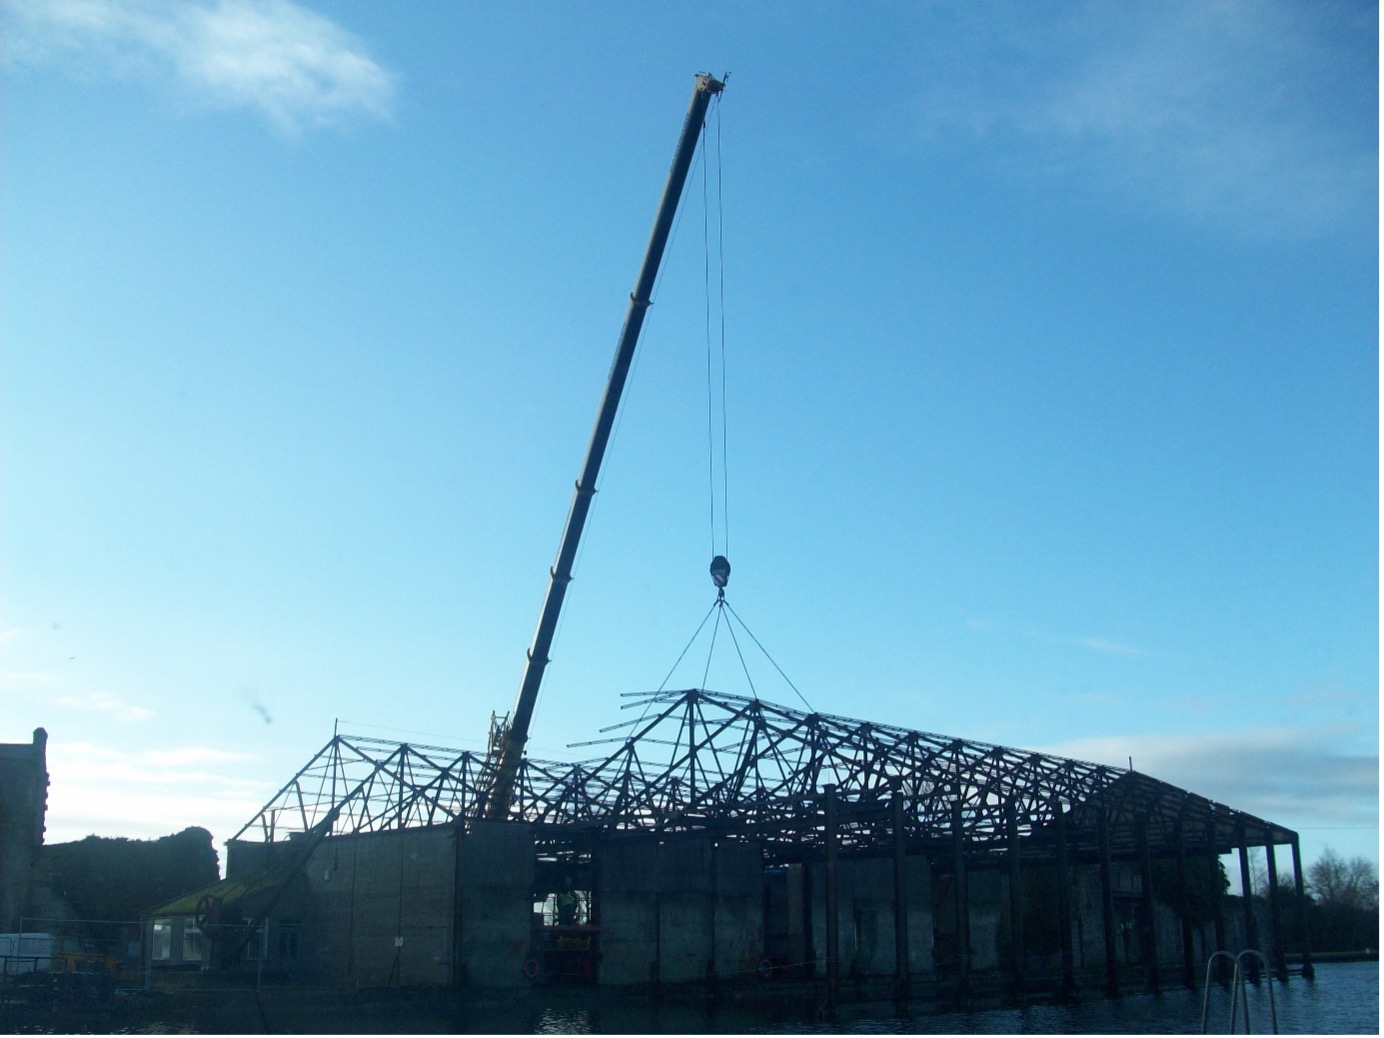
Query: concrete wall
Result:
<box><xmin>809</xmin><ymin>854</ymin><xmax>933</xmax><ymax>978</ymax></box>
<box><xmin>229</xmin><ymin>822</ymin><xmax>535</xmax><ymax>990</ymax></box>
<box><xmin>454</xmin><ymin>821</ymin><xmax>533</xmax><ymax>988</ymax></box>
<box><xmin>966</xmin><ymin>871</ymin><xmax>1005</xmax><ymax>971</ymax></box>
<box><xmin>595</xmin><ymin>837</ymin><xmax>763</xmax><ymax>986</ymax></box>
<box><xmin>298</xmin><ymin>826</ymin><xmax>458</xmax><ymax>987</ymax></box>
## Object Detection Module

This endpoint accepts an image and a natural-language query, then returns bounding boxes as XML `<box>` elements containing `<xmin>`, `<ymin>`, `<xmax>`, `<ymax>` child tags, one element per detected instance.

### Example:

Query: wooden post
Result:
<box><xmin>824</xmin><ymin>785</ymin><xmax>839</xmax><ymax>1016</ymax></box>
<box><xmin>1006</xmin><ymin>799</ymin><xmax>1025</xmax><ymax>1001</ymax></box>
<box><xmin>891</xmin><ymin>778</ymin><xmax>910</xmax><ymax>1006</ymax></box>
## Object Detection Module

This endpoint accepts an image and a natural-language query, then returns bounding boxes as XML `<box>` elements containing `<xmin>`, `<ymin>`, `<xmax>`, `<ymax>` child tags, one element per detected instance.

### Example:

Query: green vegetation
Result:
<box><xmin>43</xmin><ymin>827</ymin><xmax>220</xmax><ymax>923</ymax></box>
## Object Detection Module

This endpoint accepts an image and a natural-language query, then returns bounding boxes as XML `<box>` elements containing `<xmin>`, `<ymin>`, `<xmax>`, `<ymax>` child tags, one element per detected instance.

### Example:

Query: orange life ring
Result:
<box><xmin>757</xmin><ymin>957</ymin><xmax>774</xmax><ymax>980</ymax></box>
<box><xmin>522</xmin><ymin>957</ymin><xmax>540</xmax><ymax>979</ymax></box>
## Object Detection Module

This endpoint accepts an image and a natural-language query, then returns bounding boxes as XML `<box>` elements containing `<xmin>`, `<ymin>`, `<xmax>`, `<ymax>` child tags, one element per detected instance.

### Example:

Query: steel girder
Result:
<box><xmin>232</xmin><ymin>689</ymin><xmax>1295</xmax><ymax>864</ymax></box>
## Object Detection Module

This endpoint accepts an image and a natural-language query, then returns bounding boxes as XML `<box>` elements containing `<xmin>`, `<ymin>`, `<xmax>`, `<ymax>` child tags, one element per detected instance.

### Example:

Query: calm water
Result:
<box><xmin>509</xmin><ymin>961</ymin><xmax>1378</xmax><ymax>1035</ymax></box>
<box><xmin>12</xmin><ymin>960</ymin><xmax>1374</xmax><ymax>1033</ymax></box>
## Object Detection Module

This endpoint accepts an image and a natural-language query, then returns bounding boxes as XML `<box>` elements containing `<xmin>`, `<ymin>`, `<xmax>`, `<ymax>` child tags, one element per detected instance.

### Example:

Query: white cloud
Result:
<box><xmin>1039</xmin><ymin>726</ymin><xmax>1379</xmax><ymax>835</ymax></box>
<box><xmin>0</xmin><ymin>0</ymin><xmax>394</xmax><ymax>134</ymax></box>
<box><xmin>43</xmin><ymin>739</ymin><xmax>274</xmax><ymax>847</ymax></box>
<box><xmin>899</xmin><ymin>0</ymin><xmax>1376</xmax><ymax>236</ymax></box>
<box><xmin>52</xmin><ymin>689</ymin><xmax>155</xmax><ymax>721</ymax></box>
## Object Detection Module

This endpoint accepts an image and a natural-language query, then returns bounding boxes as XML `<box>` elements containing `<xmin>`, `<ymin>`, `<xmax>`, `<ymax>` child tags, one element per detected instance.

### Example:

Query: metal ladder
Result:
<box><xmin>1200</xmin><ymin>949</ymin><xmax>1278</xmax><ymax>1034</ymax></box>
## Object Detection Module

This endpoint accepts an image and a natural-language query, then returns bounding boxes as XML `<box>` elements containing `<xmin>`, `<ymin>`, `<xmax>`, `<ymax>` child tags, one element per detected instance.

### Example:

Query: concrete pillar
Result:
<box><xmin>824</xmin><ymin>785</ymin><xmax>839</xmax><ymax>1015</ymax></box>
<box><xmin>951</xmin><ymin>799</ymin><xmax>970</xmax><ymax>1005</ymax></box>
<box><xmin>1236</xmin><ymin>825</ymin><xmax>1259</xmax><ymax>956</ymax></box>
<box><xmin>1175</xmin><ymin>818</ymin><xmax>1195</xmax><ymax>989</ymax></box>
<box><xmin>1053</xmin><ymin>797</ymin><xmax>1076</xmax><ymax>999</ymax></box>
<box><xmin>1290</xmin><ymin>838</ymin><xmax>1314</xmax><ymax>980</ymax></box>
<box><xmin>1207</xmin><ymin>817</ymin><xmax>1228</xmax><ymax>982</ymax></box>
<box><xmin>891</xmin><ymin>780</ymin><xmax>910</xmax><ymax>1006</ymax></box>
<box><xmin>1097</xmin><ymin>798</ymin><xmax>1119</xmax><ymax>998</ymax></box>
<box><xmin>707</xmin><ymin>838</ymin><xmax>719</xmax><ymax>983</ymax></box>
<box><xmin>1137</xmin><ymin>824</ymin><xmax>1159</xmax><ymax>993</ymax></box>
<box><xmin>1265</xmin><ymin>835</ymin><xmax>1286</xmax><ymax>980</ymax></box>
<box><xmin>1005</xmin><ymin>799</ymin><xmax>1025</xmax><ymax>1000</ymax></box>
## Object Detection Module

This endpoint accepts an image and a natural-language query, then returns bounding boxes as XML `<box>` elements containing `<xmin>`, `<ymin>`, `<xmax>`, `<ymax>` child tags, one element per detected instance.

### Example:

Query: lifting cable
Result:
<box><xmin>644</xmin><ymin>89</ymin><xmax>814</xmax><ymax>720</ymax></box>
<box><xmin>703</xmin><ymin>95</ymin><xmax>730</xmax><ymax>565</ymax></box>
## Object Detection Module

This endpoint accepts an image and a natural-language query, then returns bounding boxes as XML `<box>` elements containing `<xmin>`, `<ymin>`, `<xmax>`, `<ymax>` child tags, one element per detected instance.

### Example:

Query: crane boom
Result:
<box><xmin>481</xmin><ymin>73</ymin><xmax>725</xmax><ymax>821</ymax></box>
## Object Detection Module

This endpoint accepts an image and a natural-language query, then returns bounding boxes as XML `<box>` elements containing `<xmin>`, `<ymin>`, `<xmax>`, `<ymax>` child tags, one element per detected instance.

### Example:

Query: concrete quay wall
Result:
<box><xmin>596</xmin><ymin>837</ymin><xmax>763</xmax><ymax>986</ymax></box>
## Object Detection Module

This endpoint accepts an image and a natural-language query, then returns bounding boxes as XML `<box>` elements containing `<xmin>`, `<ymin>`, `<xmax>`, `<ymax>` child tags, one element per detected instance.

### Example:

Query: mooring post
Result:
<box><xmin>824</xmin><ymin>784</ymin><xmax>839</xmax><ymax>1016</ymax></box>
<box><xmin>1005</xmin><ymin>799</ymin><xmax>1025</xmax><ymax>1001</ymax></box>
<box><xmin>1289</xmin><ymin>837</ymin><xmax>1314</xmax><ymax>980</ymax></box>
<box><xmin>891</xmin><ymin>777</ymin><xmax>910</xmax><ymax>1007</ymax></box>
<box><xmin>1053</xmin><ymin>796</ymin><xmax>1076</xmax><ymax>999</ymax></box>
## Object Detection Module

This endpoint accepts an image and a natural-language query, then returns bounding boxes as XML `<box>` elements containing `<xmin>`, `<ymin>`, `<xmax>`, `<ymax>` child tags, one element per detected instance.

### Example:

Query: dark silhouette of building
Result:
<box><xmin>0</xmin><ymin>728</ymin><xmax>48</xmax><ymax>931</ymax></box>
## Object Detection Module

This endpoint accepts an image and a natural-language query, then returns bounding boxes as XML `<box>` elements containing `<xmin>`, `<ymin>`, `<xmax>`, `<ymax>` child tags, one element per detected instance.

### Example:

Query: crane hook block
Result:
<box><xmin>710</xmin><ymin>555</ymin><xmax>731</xmax><ymax>589</ymax></box>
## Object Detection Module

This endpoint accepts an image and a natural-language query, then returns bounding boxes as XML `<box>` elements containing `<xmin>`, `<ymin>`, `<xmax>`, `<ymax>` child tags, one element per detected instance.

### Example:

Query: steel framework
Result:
<box><xmin>232</xmin><ymin>688</ymin><xmax>1295</xmax><ymax>865</ymax></box>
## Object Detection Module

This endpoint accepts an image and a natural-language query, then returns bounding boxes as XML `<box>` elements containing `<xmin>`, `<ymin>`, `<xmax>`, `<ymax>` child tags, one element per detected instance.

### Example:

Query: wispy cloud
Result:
<box><xmin>899</xmin><ymin>0</ymin><xmax>1376</xmax><ymax>236</ymax></box>
<box><xmin>1040</xmin><ymin>726</ymin><xmax>1379</xmax><ymax>833</ymax></box>
<box><xmin>44</xmin><ymin>740</ymin><xmax>272</xmax><ymax>845</ymax></box>
<box><xmin>968</xmin><ymin>617</ymin><xmax>1147</xmax><ymax>658</ymax></box>
<box><xmin>52</xmin><ymin>689</ymin><xmax>155</xmax><ymax>721</ymax></box>
<box><xmin>1</xmin><ymin>0</ymin><xmax>395</xmax><ymax>135</ymax></box>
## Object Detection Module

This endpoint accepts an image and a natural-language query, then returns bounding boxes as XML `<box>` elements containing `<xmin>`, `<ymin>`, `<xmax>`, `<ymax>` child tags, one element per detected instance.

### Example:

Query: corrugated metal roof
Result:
<box><xmin>144</xmin><ymin>870</ymin><xmax>289</xmax><ymax>918</ymax></box>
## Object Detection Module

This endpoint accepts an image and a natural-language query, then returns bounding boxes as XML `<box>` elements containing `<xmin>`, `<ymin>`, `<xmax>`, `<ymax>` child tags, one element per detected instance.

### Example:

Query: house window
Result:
<box><xmin>277</xmin><ymin>926</ymin><xmax>299</xmax><ymax>961</ymax></box>
<box><xmin>243</xmin><ymin>923</ymin><xmax>268</xmax><ymax>962</ymax></box>
<box><xmin>151</xmin><ymin>920</ymin><xmax>172</xmax><ymax>961</ymax></box>
<box><xmin>181</xmin><ymin>924</ymin><xmax>203</xmax><ymax>962</ymax></box>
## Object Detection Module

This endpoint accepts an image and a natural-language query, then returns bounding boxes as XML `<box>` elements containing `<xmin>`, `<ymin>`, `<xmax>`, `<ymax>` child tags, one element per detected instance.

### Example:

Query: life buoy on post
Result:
<box><xmin>757</xmin><ymin>957</ymin><xmax>774</xmax><ymax>980</ymax></box>
<box><xmin>522</xmin><ymin>957</ymin><xmax>540</xmax><ymax>980</ymax></box>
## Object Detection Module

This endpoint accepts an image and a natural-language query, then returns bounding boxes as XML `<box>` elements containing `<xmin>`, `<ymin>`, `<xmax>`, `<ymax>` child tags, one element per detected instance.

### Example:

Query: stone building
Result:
<box><xmin>0</xmin><ymin>728</ymin><xmax>49</xmax><ymax>932</ymax></box>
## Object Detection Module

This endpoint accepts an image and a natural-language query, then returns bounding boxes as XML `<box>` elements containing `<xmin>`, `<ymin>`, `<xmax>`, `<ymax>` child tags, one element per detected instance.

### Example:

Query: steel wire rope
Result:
<box><xmin>721</xmin><ymin>599</ymin><xmax>815</xmax><ymax>713</ymax></box>
<box><xmin>716</xmin><ymin>102</ymin><xmax>729</xmax><ymax>559</ymax></box>
<box><xmin>699</xmin><ymin>604</ymin><xmax>725</xmax><ymax>690</ymax></box>
<box><xmin>655</xmin><ymin>597</ymin><xmax>721</xmax><ymax>693</ymax></box>
<box><xmin>702</xmin><ymin>95</ymin><xmax>731</xmax><ymax>561</ymax></box>
<box><xmin>719</xmin><ymin>602</ymin><xmax>759</xmax><ymax>701</ymax></box>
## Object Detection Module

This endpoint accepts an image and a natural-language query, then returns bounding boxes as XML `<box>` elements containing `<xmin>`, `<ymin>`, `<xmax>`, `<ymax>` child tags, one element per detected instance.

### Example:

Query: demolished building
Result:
<box><xmin>167</xmin><ymin>687</ymin><xmax>1312</xmax><ymax>1002</ymax></box>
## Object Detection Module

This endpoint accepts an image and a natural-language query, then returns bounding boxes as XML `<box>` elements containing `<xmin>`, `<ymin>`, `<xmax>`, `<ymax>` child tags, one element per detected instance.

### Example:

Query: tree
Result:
<box><xmin>1307</xmin><ymin>847</ymin><xmax>1379</xmax><ymax>912</ymax></box>
<box><xmin>43</xmin><ymin>826</ymin><xmax>220</xmax><ymax>923</ymax></box>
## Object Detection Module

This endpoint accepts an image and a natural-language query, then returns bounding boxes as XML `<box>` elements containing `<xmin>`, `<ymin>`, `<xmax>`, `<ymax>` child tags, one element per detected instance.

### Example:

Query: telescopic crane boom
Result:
<box><xmin>481</xmin><ymin>73</ymin><xmax>725</xmax><ymax>821</ymax></box>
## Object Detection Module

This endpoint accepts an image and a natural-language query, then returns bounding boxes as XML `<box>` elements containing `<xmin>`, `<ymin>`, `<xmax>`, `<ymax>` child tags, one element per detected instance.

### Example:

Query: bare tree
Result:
<box><xmin>1307</xmin><ymin>847</ymin><xmax>1379</xmax><ymax>911</ymax></box>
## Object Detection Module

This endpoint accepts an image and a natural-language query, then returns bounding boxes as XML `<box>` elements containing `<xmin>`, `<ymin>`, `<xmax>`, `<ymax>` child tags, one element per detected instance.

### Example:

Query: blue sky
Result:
<box><xmin>1</xmin><ymin>0</ymin><xmax>1376</xmax><ymax>883</ymax></box>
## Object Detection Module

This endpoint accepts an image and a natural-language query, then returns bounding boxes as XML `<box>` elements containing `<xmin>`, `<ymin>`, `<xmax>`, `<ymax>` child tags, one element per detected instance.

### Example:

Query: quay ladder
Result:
<box><xmin>1200</xmin><ymin>949</ymin><xmax>1278</xmax><ymax>1034</ymax></box>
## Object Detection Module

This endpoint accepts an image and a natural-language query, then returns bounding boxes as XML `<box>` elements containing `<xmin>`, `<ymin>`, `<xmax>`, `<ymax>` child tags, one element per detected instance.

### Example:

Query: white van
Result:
<box><xmin>0</xmin><ymin>932</ymin><xmax>53</xmax><ymax>975</ymax></box>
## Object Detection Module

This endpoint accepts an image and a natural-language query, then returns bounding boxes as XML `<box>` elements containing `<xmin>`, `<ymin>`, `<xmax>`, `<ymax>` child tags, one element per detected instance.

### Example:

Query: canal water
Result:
<box><xmin>491</xmin><ymin>961</ymin><xmax>1378</xmax><ymax>1035</ymax></box>
<box><xmin>12</xmin><ymin>960</ymin><xmax>1374</xmax><ymax>1033</ymax></box>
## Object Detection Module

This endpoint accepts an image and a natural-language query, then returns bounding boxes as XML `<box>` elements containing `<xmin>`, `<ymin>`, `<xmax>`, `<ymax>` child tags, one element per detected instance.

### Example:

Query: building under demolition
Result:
<box><xmin>145</xmin><ymin>77</ymin><xmax>1315</xmax><ymax>1006</ymax></box>
<box><xmin>154</xmin><ymin>688</ymin><xmax>1311</xmax><ymax>1004</ymax></box>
